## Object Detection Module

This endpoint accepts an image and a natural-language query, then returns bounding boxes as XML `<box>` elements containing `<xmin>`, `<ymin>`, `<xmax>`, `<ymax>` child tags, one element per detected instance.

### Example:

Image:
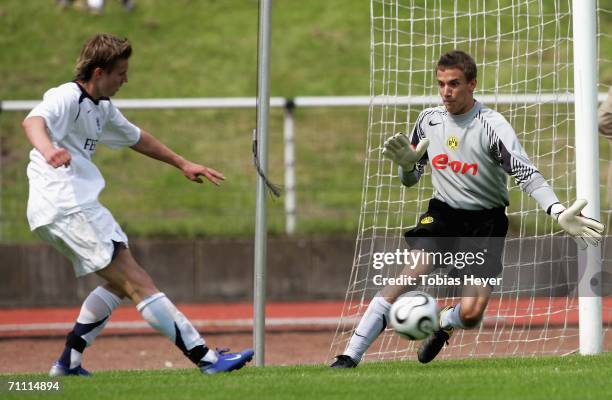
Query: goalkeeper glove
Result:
<box><xmin>382</xmin><ymin>133</ymin><xmax>429</xmax><ymax>171</ymax></box>
<box><xmin>550</xmin><ymin>199</ymin><xmax>605</xmax><ymax>249</ymax></box>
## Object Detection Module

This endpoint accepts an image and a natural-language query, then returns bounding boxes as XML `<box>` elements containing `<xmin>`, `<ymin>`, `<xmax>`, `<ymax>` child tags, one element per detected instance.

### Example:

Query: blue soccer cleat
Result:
<box><xmin>49</xmin><ymin>361</ymin><xmax>92</xmax><ymax>377</ymax></box>
<box><xmin>199</xmin><ymin>348</ymin><xmax>254</xmax><ymax>375</ymax></box>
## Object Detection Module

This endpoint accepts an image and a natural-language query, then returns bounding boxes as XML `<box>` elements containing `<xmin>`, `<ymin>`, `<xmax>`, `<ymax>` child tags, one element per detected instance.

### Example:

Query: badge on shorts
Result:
<box><xmin>421</xmin><ymin>216</ymin><xmax>434</xmax><ymax>224</ymax></box>
<box><xmin>447</xmin><ymin>135</ymin><xmax>459</xmax><ymax>150</ymax></box>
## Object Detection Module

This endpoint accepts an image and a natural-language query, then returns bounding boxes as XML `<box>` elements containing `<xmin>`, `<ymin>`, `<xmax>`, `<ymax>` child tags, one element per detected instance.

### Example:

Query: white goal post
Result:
<box><xmin>329</xmin><ymin>0</ymin><xmax>610</xmax><ymax>362</ymax></box>
<box><xmin>572</xmin><ymin>0</ymin><xmax>602</xmax><ymax>355</ymax></box>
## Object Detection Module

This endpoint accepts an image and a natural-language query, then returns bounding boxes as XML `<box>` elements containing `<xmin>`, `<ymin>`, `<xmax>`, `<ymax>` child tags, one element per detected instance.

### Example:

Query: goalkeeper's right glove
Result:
<box><xmin>382</xmin><ymin>133</ymin><xmax>430</xmax><ymax>171</ymax></box>
<box><xmin>550</xmin><ymin>199</ymin><xmax>605</xmax><ymax>249</ymax></box>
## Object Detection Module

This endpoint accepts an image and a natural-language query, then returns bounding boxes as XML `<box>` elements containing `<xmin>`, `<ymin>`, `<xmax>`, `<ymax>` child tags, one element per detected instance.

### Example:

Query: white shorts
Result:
<box><xmin>35</xmin><ymin>205</ymin><xmax>129</xmax><ymax>277</ymax></box>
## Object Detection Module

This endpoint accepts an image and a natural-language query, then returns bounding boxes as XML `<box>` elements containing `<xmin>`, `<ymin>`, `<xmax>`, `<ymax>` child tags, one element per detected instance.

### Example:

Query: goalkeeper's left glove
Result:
<box><xmin>550</xmin><ymin>199</ymin><xmax>605</xmax><ymax>249</ymax></box>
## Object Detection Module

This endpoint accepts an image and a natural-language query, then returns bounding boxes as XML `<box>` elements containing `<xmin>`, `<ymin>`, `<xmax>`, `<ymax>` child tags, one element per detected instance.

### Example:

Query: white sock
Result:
<box><xmin>344</xmin><ymin>295</ymin><xmax>391</xmax><ymax>363</ymax></box>
<box><xmin>61</xmin><ymin>286</ymin><xmax>121</xmax><ymax>368</ymax></box>
<box><xmin>77</xmin><ymin>286</ymin><xmax>122</xmax><ymax>342</ymax></box>
<box><xmin>137</xmin><ymin>293</ymin><xmax>217</xmax><ymax>364</ymax></box>
<box><xmin>440</xmin><ymin>304</ymin><xmax>467</xmax><ymax>330</ymax></box>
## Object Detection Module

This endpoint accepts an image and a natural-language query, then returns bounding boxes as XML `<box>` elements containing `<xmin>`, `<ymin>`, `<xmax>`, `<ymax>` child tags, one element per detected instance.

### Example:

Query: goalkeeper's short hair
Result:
<box><xmin>436</xmin><ymin>50</ymin><xmax>477</xmax><ymax>82</ymax></box>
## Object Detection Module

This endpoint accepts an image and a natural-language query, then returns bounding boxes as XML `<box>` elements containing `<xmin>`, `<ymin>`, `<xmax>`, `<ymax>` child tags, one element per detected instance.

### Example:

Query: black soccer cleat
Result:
<box><xmin>417</xmin><ymin>327</ymin><xmax>453</xmax><ymax>364</ymax></box>
<box><xmin>330</xmin><ymin>355</ymin><xmax>358</xmax><ymax>368</ymax></box>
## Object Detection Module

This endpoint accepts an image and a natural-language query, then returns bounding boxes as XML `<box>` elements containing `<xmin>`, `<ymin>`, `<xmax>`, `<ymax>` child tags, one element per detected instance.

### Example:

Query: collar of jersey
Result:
<box><xmin>72</xmin><ymin>80</ymin><xmax>110</xmax><ymax>106</ymax></box>
<box><xmin>447</xmin><ymin>100</ymin><xmax>481</xmax><ymax>125</ymax></box>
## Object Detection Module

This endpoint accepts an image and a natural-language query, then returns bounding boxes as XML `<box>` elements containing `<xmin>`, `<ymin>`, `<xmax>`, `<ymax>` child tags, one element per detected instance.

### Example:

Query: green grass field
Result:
<box><xmin>2</xmin><ymin>354</ymin><xmax>611</xmax><ymax>400</ymax></box>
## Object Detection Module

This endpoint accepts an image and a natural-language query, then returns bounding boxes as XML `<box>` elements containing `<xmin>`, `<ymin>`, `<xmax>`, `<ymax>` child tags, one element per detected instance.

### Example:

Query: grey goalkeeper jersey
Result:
<box><xmin>401</xmin><ymin>101</ymin><xmax>559</xmax><ymax>211</ymax></box>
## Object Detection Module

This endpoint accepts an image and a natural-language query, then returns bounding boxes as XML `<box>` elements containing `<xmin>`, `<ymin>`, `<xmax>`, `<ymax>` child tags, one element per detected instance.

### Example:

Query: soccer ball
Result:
<box><xmin>389</xmin><ymin>291</ymin><xmax>439</xmax><ymax>340</ymax></box>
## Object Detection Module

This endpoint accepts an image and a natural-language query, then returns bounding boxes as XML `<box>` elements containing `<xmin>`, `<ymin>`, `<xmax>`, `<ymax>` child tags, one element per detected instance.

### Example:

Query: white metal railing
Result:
<box><xmin>5</xmin><ymin>93</ymin><xmax>608</xmax><ymax>111</ymax></box>
<box><xmin>1</xmin><ymin>93</ymin><xmax>608</xmax><ymax>238</ymax></box>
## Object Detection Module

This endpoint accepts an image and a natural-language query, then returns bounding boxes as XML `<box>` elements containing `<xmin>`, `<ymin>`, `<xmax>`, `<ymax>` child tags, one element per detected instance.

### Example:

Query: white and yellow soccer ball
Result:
<box><xmin>389</xmin><ymin>291</ymin><xmax>439</xmax><ymax>340</ymax></box>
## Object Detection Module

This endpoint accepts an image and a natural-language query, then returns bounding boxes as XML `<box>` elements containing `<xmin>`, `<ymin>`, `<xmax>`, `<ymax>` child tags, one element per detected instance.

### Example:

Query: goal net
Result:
<box><xmin>330</xmin><ymin>0</ymin><xmax>611</xmax><ymax>361</ymax></box>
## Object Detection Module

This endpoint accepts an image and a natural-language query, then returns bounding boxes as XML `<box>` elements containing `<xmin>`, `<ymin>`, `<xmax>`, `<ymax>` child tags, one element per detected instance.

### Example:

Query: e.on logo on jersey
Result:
<box><xmin>432</xmin><ymin>154</ymin><xmax>478</xmax><ymax>175</ymax></box>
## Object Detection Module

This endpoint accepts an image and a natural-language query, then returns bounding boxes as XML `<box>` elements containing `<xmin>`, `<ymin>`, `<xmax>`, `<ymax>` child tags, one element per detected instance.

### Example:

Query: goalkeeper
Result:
<box><xmin>331</xmin><ymin>50</ymin><xmax>605</xmax><ymax>368</ymax></box>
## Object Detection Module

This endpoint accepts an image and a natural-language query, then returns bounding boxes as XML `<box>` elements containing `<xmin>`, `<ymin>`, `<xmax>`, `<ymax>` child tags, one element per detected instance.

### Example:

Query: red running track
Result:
<box><xmin>1</xmin><ymin>297</ymin><xmax>611</xmax><ymax>338</ymax></box>
<box><xmin>0</xmin><ymin>301</ymin><xmax>347</xmax><ymax>337</ymax></box>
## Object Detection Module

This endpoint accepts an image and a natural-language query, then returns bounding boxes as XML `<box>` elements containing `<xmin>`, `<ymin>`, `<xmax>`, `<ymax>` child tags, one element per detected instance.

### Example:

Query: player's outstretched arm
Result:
<box><xmin>22</xmin><ymin>116</ymin><xmax>71</xmax><ymax>168</ymax></box>
<box><xmin>130</xmin><ymin>130</ymin><xmax>225</xmax><ymax>185</ymax></box>
<box><xmin>550</xmin><ymin>199</ymin><xmax>605</xmax><ymax>249</ymax></box>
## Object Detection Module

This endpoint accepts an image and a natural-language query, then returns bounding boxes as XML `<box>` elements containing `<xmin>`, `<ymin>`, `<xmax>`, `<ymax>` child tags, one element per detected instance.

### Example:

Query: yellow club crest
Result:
<box><xmin>421</xmin><ymin>216</ymin><xmax>434</xmax><ymax>224</ymax></box>
<box><xmin>447</xmin><ymin>135</ymin><xmax>459</xmax><ymax>150</ymax></box>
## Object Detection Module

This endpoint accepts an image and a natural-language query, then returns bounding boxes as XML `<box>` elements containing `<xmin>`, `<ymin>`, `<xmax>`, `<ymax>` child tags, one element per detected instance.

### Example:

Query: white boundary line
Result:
<box><xmin>0</xmin><ymin>317</ymin><xmax>357</xmax><ymax>333</ymax></box>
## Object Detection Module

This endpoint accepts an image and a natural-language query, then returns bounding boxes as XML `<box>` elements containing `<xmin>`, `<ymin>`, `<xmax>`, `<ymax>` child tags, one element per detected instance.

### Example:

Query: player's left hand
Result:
<box><xmin>182</xmin><ymin>162</ymin><xmax>225</xmax><ymax>185</ymax></box>
<box><xmin>552</xmin><ymin>199</ymin><xmax>605</xmax><ymax>249</ymax></box>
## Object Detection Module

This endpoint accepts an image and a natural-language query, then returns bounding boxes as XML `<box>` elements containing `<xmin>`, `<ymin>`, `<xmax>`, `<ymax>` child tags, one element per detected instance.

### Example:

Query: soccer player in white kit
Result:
<box><xmin>23</xmin><ymin>33</ymin><xmax>253</xmax><ymax>376</ymax></box>
<box><xmin>331</xmin><ymin>50</ymin><xmax>605</xmax><ymax>368</ymax></box>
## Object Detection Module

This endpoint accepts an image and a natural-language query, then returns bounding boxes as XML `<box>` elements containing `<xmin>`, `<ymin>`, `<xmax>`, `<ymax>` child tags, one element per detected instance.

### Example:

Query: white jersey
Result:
<box><xmin>401</xmin><ymin>101</ymin><xmax>559</xmax><ymax>211</ymax></box>
<box><xmin>26</xmin><ymin>82</ymin><xmax>141</xmax><ymax>230</ymax></box>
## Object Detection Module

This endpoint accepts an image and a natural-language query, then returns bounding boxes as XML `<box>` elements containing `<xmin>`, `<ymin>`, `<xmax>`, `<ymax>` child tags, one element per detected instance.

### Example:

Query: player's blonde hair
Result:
<box><xmin>74</xmin><ymin>33</ymin><xmax>132</xmax><ymax>81</ymax></box>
